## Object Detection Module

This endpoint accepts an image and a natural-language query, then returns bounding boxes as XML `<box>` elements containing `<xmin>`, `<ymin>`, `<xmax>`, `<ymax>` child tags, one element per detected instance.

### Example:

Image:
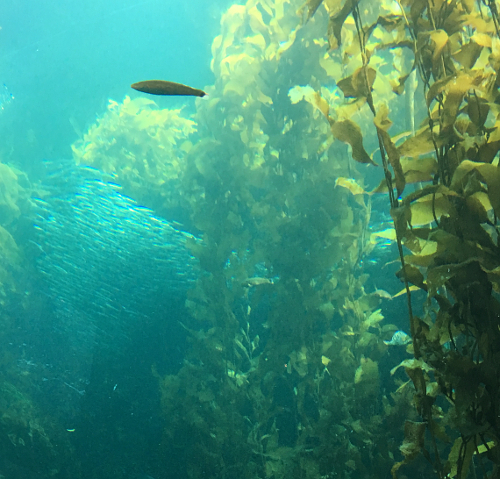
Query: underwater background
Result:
<box><xmin>1</xmin><ymin>1</ymin><xmax>500</xmax><ymax>479</ymax></box>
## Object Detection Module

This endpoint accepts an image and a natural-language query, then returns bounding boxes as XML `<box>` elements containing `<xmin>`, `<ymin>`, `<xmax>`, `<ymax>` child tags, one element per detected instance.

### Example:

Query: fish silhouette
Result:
<box><xmin>131</xmin><ymin>80</ymin><xmax>206</xmax><ymax>97</ymax></box>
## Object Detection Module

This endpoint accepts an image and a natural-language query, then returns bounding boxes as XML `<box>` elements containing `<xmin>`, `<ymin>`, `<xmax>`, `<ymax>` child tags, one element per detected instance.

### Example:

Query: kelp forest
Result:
<box><xmin>1</xmin><ymin>0</ymin><xmax>500</xmax><ymax>478</ymax></box>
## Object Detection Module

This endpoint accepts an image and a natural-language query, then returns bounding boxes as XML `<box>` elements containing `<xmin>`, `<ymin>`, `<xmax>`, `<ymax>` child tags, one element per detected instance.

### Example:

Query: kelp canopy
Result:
<box><xmin>70</xmin><ymin>0</ymin><xmax>500</xmax><ymax>479</ymax></box>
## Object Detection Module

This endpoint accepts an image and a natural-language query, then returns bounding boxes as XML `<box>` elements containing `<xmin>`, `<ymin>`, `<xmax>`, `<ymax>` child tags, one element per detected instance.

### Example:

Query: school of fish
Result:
<box><xmin>32</xmin><ymin>160</ymin><xmax>198</xmax><ymax>351</ymax></box>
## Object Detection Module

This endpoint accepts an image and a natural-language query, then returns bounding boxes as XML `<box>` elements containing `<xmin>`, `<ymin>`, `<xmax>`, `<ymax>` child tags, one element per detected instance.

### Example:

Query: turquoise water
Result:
<box><xmin>0</xmin><ymin>2</ymin><xmax>233</xmax><ymax>478</ymax></box>
<box><xmin>0</xmin><ymin>0</ymin><xmax>229</xmax><ymax>169</ymax></box>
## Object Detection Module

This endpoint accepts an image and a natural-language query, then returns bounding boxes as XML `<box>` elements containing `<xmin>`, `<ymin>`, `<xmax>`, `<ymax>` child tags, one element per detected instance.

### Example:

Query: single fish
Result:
<box><xmin>384</xmin><ymin>330</ymin><xmax>412</xmax><ymax>346</ymax></box>
<box><xmin>131</xmin><ymin>80</ymin><xmax>206</xmax><ymax>97</ymax></box>
<box><xmin>242</xmin><ymin>277</ymin><xmax>273</xmax><ymax>287</ymax></box>
<box><xmin>373</xmin><ymin>285</ymin><xmax>393</xmax><ymax>300</ymax></box>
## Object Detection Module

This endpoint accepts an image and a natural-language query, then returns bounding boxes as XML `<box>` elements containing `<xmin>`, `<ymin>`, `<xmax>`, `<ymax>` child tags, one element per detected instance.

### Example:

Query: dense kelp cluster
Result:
<box><xmin>301</xmin><ymin>0</ymin><xmax>500</xmax><ymax>477</ymax></box>
<box><xmin>158</xmin><ymin>0</ymin><xmax>399</xmax><ymax>471</ymax></box>
<box><xmin>72</xmin><ymin>96</ymin><xmax>198</xmax><ymax>220</ymax></box>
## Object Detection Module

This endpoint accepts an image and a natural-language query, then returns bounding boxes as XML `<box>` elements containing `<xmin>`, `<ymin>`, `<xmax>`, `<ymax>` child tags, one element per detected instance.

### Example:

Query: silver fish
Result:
<box><xmin>384</xmin><ymin>330</ymin><xmax>412</xmax><ymax>346</ymax></box>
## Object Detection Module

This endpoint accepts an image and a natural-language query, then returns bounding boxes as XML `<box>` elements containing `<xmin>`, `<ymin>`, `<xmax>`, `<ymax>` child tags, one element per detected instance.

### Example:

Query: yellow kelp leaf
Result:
<box><xmin>404</xmin><ymin>170</ymin><xmax>434</xmax><ymax>184</ymax></box>
<box><xmin>401</xmin><ymin>157</ymin><xmax>438</xmax><ymax>183</ymax></box>
<box><xmin>335</xmin><ymin>177</ymin><xmax>365</xmax><ymax>195</ymax></box>
<box><xmin>353</xmin><ymin>66</ymin><xmax>377</xmax><ymax>97</ymax></box>
<box><xmin>396</xmin><ymin>264</ymin><xmax>427</xmax><ymax>290</ymax></box>
<box><xmin>452</xmin><ymin>40</ymin><xmax>483</xmax><ymax>69</ymax></box>
<box><xmin>324</xmin><ymin>0</ymin><xmax>342</xmax><ymax>12</ymax></box>
<box><xmin>372</xmin><ymin>72</ymin><xmax>394</xmax><ymax>99</ymax></box>
<box><xmin>288</xmin><ymin>85</ymin><xmax>329</xmax><ymax>117</ymax></box>
<box><xmin>289</xmin><ymin>85</ymin><xmax>315</xmax><ymax>104</ymax></box>
<box><xmin>478</xmin><ymin>166</ymin><xmax>500</xmax><ymax>218</ymax></box>
<box><xmin>450</xmin><ymin>160</ymin><xmax>500</xmax><ymax>217</ymax></box>
<box><xmin>326</xmin><ymin>0</ymin><xmax>357</xmax><ymax>50</ymax></box>
<box><xmin>404</xmin><ymin>236</ymin><xmax>438</xmax><ymax>266</ymax></box>
<box><xmin>466</xmin><ymin>95</ymin><xmax>489</xmax><ymax>127</ymax></box>
<box><xmin>449</xmin><ymin>159</ymin><xmax>486</xmax><ymax>188</ymax></box>
<box><xmin>245</xmin><ymin>33</ymin><xmax>267</xmax><ymax>51</ymax></box>
<box><xmin>274</xmin><ymin>0</ymin><xmax>288</xmax><ymax>21</ymax></box>
<box><xmin>224</xmin><ymin>4</ymin><xmax>246</xmax><ymax>19</ymax></box>
<box><xmin>370</xmin><ymin>228</ymin><xmax>396</xmax><ymax>242</ymax></box>
<box><xmin>371</xmin><ymin>178</ymin><xmax>389</xmax><ymax>193</ymax></box>
<box><xmin>331</xmin><ymin>119</ymin><xmax>376</xmax><ymax>165</ymax></box>
<box><xmin>337</xmin><ymin>66</ymin><xmax>376</xmax><ymax>98</ymax></box>
<box><xmin>476</xmin><ymin>441</ymin><xmax>496</xmax><ymax>454</ymax></box>
<box><xmin>240</xmin><ymin>129</ymin><xmax>249</xmax><ymax>144</ymax></box>
<box><xmin>426</xmin><ymin>261</ymin><xmax>473</xmax><ymax>297</ymax></box>
<box><xmin>430</xmin><ymin>29</ymin><xmax>449</xmax><ymax>64</ymax></box>
<box><xmin>470</xmin><ymin>191</ymin><xmax>492</xmax><ymax>212</ymax></box>
<box><xmin>322</xmin><ymin>355</ymin><xmax>331</xmax><ymax>366</ymax></box>
<box><xmin>442</xmin><ymin>73</ymin><xmax>481</xmax><ymax>131</ymax></box>
<box><xmin>472</xmin><ymin>32</ymin><xmax>492</xmax><ymax>48</ymax></box>
<box><xmin>276</xmin><ymin>29</ymin><xmax>298</xmax><ymax>60</ymax></box>
<box><xmin>313</xmin><ymin>91</ymin><xmax>330</xmax><ymax>117</ymax></box>
<box><xmin>336</xmin><ymin>98</ymin><xmax>366</xmax><ymax>121</ymax></box>
<box><xmin>179</xmin><ymin>140</ymin><xmax>193</xmax><ymax>153</ymax></box>
<box><xmin>357</xmin><ymin>331</ymin><xmax>377</xmax><ymax>348</ymax></box>
<box><xmin>398</xmin><ymin>126</ymin><xmax>440</xmax><ymax>157</ymax></box>
<box><xmin>466</xmin><ymin>193</ymin><xmax>491</xmax><ymax>223</ymax></box>
<box><xmin>395</xmin><ymin>379</ymin><xmax>412</xmax><ymax>393</ymax></box>
<box><xmin>410</xmin><ymin>194</ymin><xmax>453</xmax><ymax>226</ymax></box>
<box><xmin>393</xmin><ymin>285</ymin><xmax>422</xmax><ymax>298</ymax></box>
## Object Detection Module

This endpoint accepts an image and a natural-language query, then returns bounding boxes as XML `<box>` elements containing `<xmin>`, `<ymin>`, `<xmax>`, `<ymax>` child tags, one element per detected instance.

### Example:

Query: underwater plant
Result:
<box><xmin>71</xmin><ymin>95</ymin><xmax>198</xmax><ymax>221</ymax></box>
<box><xmin>301</xmin><ymin>0</ymin><xmax>500</xmax><ymax>478</ymax></box>
<box><xmin>0</xmin><ymin>161</ymin><xmax>30</xmax><ymax>305</ymax></box>
<box><xmin>150</xmin><ymin>2</ymin><xmax>412</xmax><ymax>479</ymax></box>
